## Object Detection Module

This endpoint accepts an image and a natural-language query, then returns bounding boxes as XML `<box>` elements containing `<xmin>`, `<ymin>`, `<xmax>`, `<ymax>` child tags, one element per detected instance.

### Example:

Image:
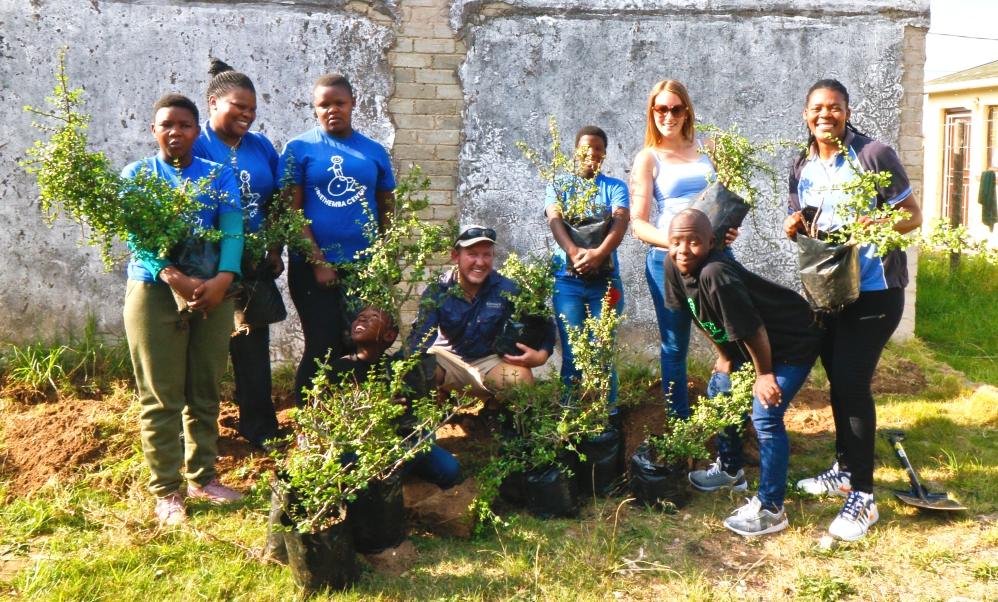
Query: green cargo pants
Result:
<box><xmin>124</xmin><ymin>280</ymin><xmax>234</xmax><ymax>497</ymax></box>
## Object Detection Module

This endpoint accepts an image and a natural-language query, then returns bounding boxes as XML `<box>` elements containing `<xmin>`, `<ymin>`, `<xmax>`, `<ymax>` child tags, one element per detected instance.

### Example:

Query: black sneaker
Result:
<box><xmin>479</xmin><ymin>408</ymin><xmax>504</xmax><ymax>436</ymax></box>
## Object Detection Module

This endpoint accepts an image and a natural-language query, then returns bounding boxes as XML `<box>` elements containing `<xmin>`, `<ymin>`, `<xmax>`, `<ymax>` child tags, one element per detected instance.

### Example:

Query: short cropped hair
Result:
<box><xmin>152</xmin><ymin>93</ymin><xmax>199</xmax><ymax>123</ymax></box>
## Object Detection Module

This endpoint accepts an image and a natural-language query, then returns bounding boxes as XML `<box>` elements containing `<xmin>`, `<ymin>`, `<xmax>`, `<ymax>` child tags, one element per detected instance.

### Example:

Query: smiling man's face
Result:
<box><xmin>452</xmin><ymin>241</ymin><xmax>495</xmax><ymax>287</ymax></box>
<box><xmin>667</xmin><ymin>210</ymin><xmax>714</xmax><ymax>275</ymax></box>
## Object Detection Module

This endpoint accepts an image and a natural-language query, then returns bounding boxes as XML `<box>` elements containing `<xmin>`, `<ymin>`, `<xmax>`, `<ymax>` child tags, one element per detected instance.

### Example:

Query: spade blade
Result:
<box><xmin>893</xmin><ymin>490</ymin><xmax>966</xmax><ymax>511</ymax></box>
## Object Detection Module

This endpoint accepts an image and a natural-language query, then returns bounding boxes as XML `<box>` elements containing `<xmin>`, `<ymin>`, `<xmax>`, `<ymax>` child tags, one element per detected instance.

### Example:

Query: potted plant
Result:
<box><xmin>689</xmin><ymin>124</ymin><xmax>783</xmax><ymax>249</ymax></box>
<box><xmin>518</xmin><ymin>116</ymin><xmax>614</xmax><ymax>276</ymax></box>
<box><xmin>492</xmin><ymin>252</ymin><xmax>556</xmax><ymax>357</ymax></box>
<box><xmin>795</xmin><ymin>136</ymin><xmax>910</xmax><ymax>310</ymax></box>
<box><xmin>273</xmin><ymin>352</ymin><xmax>456</xmax><ymax>592</ymax></box>
<box><xmin>629</xmin><ymin>364</ymin><xmax>755</xmax><ymax>511</ymax></box>
<box><xmin>565</xmin><ymin>292</ymin><xmax>627</xmax><ymax>496</ymax></box>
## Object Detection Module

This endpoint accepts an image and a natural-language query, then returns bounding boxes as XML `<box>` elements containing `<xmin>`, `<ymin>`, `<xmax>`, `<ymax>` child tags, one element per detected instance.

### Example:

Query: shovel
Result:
<box><xmin>881</xmin><ymin>430</ymin><xmax>966</xmax><ymax>511</ymax></box>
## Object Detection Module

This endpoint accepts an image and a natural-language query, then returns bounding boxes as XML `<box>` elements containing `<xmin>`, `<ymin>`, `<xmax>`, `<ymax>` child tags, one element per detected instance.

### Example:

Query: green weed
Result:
<box><xmin>972</xmin><ymin>561</ymin><xmax>998</xmax><ymax>581</ymax></box>
<box><xmin>796</xmin><ymin>573</ymin><xmax>855</xmax><ymax>601</ymax></box>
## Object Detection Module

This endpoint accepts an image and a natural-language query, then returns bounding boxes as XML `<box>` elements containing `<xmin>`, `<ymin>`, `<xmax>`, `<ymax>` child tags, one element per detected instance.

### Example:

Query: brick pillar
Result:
<box><xmin>893</xmin><ymin>24</ymin><xmax>928</xmax><ymax>342</ymax></box>
<box><xmin>385</xmin><ymin>0</ymin><xmax>466</xmax><ymax>225</ymax></box>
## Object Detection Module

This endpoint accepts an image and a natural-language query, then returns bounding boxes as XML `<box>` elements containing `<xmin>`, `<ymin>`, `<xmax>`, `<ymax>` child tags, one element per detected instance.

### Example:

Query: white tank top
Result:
<box><xmin>651</xmin><ymin>141</ymin><xmax>715</xmax><ymax>231</ymax></box>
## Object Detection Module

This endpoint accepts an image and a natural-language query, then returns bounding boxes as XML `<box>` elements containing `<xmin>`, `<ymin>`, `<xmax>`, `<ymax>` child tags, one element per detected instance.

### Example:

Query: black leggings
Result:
<box><xmin>820</xmin><ymin>287</ymin><xmax>905</xmax><ymax>493</ymax></box>
<box><xmin>288</xmin><ymin>261</ymin><xmax>346</xmax><ymax>408</ymax></box>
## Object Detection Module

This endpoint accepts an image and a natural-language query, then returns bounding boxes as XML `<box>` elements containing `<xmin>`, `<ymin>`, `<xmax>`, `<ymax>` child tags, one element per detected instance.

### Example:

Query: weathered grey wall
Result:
<box><xmin>0</xmin><ymin>0</ymin><xmax>394</xmax><ymax>355</ymax></box>
<box><xmin>457</xmin><ymin>1</ymin><xmax>928</xmax><ymax>358</ymax></box>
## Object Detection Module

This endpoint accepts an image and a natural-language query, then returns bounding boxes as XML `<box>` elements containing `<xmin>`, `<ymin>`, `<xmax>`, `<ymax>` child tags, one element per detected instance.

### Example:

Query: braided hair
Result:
<box><xmin>206</xmin><ymin>59</ymin><xmax>256</xmax><ymax>108</ymax></box>
<box><xmin>799</xmin><ymin>79</ymin><xmax>869</xmax><ymax>162</ymax></box>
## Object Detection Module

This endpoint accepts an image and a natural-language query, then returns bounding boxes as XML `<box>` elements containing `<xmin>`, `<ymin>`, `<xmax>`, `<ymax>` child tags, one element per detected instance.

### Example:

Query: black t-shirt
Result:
<box><xmin>325</xmin><ymin>355</ymin><xmax>377</xmax><ymax>385</ymax></box>
<box><xmin>663</xmin><ymin>250</ymin><xmax>822</xmax><ymax>366</ymax></box>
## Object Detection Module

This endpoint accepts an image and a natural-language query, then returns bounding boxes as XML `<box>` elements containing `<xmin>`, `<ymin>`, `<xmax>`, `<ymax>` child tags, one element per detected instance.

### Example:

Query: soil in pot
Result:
<box><xmin>628</xmin><ymin>442</ymin><xmax>690</xmax><ymax>511</ymax></box>
<box><xmin>493</xmin><ymin>314</ymin><xmax>549</xmax><ymax>357</ymax></box>
<box><xmin>578</xmin><ymin>424</ymin><xmax>626</xmax><ymax>497</ymax></box>
<box><xmin>524</xmin><ymin>452</ymin><xmax>580</xmax><ymax>519</ymax></box>
<box><xmin>348</xmin><ymin>472</ymin><xmax>407</xmax><ymax>553</ymax></box>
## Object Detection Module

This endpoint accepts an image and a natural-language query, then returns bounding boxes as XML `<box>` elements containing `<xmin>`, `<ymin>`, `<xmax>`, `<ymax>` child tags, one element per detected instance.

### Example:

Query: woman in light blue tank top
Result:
<box><xmin>629</xmin><ymin>80</ymin><xmax>739</xmax><ymax>418</ymax></box>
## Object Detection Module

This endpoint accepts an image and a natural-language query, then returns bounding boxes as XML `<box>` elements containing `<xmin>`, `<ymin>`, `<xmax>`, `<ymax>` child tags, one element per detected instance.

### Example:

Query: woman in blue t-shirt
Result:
<box><xmin>280</xmin><ymin>73</ymin><xmax>396</xmax><ymax>406</ymax></box>
<box><xmin>545</xmin><ymin>126</ymin><xmax>629</xmax><ymax>407</ymax></box>
<box><xmin>192</xmin><ymin>59</ymin><xmax>284</xmax><ymax>452</ymax></box>
<box><xmin>121</xmin><ymin>94</ymin><xmax>245</xmax><ymax>525</ymax></box>
<box><xmin>784</xmin><ymin>79</ymin><xmax>922</xmax><ymax>542</ymax></box>
<box><xmin>629</xmin><ymin>80</ymin><xmax>738</xmax><ymax>419</ymax></box>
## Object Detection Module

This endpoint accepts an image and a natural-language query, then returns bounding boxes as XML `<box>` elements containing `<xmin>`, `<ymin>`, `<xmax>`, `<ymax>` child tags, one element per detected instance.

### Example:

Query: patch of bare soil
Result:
<box><xmin>872</xmin><ymin>357</ymin><xmax>927</xmax><ymax>395</ymax></box>
<box><xmin>404</xmin><ymin>477</ymin><xmax>479</xmax><ymax>539</ymax></box>
<box><xmin>0</xmin><ymin>400</ymin><xmax>113</xmax><ymax>495</ymax></box>
<box><xmin>618</xmin><ymin>377</ymin><xmax>707</xmax><ymax>460</ymax></box>
<box><xmin>361</xmin><ymin>539</ymin><xmax>418</xmax><ymax>576</ymax></box>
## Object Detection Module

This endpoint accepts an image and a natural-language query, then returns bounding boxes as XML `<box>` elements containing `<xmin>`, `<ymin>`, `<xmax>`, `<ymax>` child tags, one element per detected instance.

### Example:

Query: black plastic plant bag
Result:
<box><xmin>628</xmin><ymin>443</ymin><xmax>689</xmax><ymax>511</ymax></box>
<box><xmin>266</xmin><ymin>489</ymin><xmax>289</xmax><ymax>564</ymax></box>
<box><xmin>564</xmin><ymin>213</ymin><xmax>615</xmax><ymax>277</ymax></box>
<box><xmin>796</xmin><ymin>234</ymin><xmax>861</xmax><ymax>311</ymax></box>
<box><xmin>687</xmin><ymin>181</ymin><xmax>750</xmax><ymax>249</ymax></box>
<box><xmin>493</xmin><ymin>314</ymin><xmax>549</xmax><ymax>357</ymax></box>
<box><xmin>347</xmin><ymin>472</ymin><xmax>407</xmax><ymax>553</ymax></box>
<box><xmin>524</xmin><ymin>452</ymin><xmax>579</xmax><ymax>519</ymax></box>
<box><xmin>277</xmin><ymin>487</ymin><xmax>360</xmax><ymax>593</ymax></box>
<box><xmin>578</xmin><ymin>424</ymin><xmax>626</xmax><ymax>497</ymax></box>
<box><xmin>235</xmin><ymin>265</ymin><xmax>287</xmax><ymax>330</ymax></box>
<box><xmin>499</xmin><ymin>470</ymin><xmax>527</xmax><ymax>505</ymax></box>
<box><xmin>168</xmin><ymin>238</ymin><xmax>242</xmax><ymax>311</ymax></box>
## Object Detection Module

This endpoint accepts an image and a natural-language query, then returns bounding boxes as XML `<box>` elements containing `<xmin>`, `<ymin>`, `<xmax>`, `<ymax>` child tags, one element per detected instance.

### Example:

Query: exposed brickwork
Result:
<box><xmin>894</xmin><ymin>24</ymin><xmax>928</xmax><ymax>342</ymax></box>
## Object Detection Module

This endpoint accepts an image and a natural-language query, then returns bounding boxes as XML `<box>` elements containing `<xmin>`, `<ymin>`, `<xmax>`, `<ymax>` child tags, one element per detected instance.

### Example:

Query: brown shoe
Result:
<box><xmin>188</xmin><ymin>479</ymin><xmax>243</xmax><ymax>504</ymax></box>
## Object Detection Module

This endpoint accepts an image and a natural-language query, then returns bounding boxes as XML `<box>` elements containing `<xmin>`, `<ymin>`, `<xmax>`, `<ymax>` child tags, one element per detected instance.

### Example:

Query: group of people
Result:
<box><xmin>120</xmin><ymin>60</ymin><xmax>921</xmax><ymax>544</ymax></box>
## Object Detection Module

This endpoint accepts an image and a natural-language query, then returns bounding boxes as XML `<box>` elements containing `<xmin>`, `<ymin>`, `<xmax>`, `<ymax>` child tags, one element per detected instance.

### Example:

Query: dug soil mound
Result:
<box><xmin>618</xmin><ymin>377</ymin><xmax>706</xmax><ymax>460</ymax></box>
<box><xmin>0</xmin><ymin>400</ymin><xmax>115</xmax><ymax>495</ymax></box>
<box><xmin>872</xmin><ymin>357</ymin><xmax>927</xmax><ymax>395</ymax></box>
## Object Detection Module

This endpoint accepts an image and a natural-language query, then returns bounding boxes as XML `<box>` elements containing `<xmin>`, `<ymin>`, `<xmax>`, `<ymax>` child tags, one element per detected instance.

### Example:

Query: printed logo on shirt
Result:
<box><xmin>686</xmin><ymin>298</ymin><xmax>729</xmax><ymax>343</ymax></box>
<box><xmin>486</xmin><ymin>301</ymin><xmax>503</xmax><ymax>309</ymax></box>
<box><xmin>315</xmin><ymin>156</ymin><xmax>365</xmax><ymax>208</ymax></box>
<box><xmin>238</xmin><ymin>170</ymin><xmax>261</xmax><ymax>218</ymax></box>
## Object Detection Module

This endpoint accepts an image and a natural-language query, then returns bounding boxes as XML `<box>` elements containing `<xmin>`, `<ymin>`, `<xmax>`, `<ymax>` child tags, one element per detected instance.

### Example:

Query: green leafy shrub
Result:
<box><xmin>648</xmin><ymin>364</ymin><xmax>755</xmax><ymax>466</ymax></box>
<box><xmin>565</xmin><ymin>291</ymin><xmax>623</xmax><ymax>404</ymax></box>
<box><xmin>242</xmin><ymin>153</ymin><xmax>313</xmax><ymax>266</ymax></box>
<box><xmin>499</xmin><ymin>252</ymin><xmax>555</xmax><ymax>319</ymax></box>
<box><xmin>696</xmin><ymin>124</ymin><xmax>783</xmax><ymax>209</ymax></box>
<box><xmin>517</xmin><ymin>116</ymin><xmax>602</xmax><ymax>224</ymax></box>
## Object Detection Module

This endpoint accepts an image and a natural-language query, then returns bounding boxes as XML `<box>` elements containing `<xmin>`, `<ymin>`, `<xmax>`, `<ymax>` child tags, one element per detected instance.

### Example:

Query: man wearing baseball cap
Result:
<box><xmin>408</xmin><ymin>225</ymin><xmax>556</xmax><ymax>432</ymax></box>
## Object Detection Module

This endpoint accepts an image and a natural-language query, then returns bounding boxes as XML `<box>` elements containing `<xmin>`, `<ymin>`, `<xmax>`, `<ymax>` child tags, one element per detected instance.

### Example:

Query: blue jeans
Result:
<box><xmin>645</xmin><ymin>249</ymin><xmax>692</xmax><ymax>418</ymax></box>
<box><xmin>710</xmin><ymin>360</ymin><xmax>815</xmax><ymax>509</ymax></box>
<box><xmin>552</xmin><ymin>274</ymin><xmax>625</xmax><ymax>407</ymax></box>
<box><xmin>402</xmin><ymin>444</ymin><xmax>459</xmax><ymax>488</ymax></box>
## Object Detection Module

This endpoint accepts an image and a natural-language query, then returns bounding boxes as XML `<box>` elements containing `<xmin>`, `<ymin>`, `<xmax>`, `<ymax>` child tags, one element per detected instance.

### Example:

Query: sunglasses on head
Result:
<box><xmin>457</xmin><ymin>227</ymin><xmax>497</xmax><ymax>243</ymax></box>
<box><xmin>652</xmin><ymin>104</ymin><xmax>688</xmax><ymax>118</ymax></box>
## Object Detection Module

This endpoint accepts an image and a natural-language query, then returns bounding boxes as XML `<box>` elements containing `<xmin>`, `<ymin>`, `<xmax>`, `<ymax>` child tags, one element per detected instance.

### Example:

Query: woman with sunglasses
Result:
<box><xmin>279</xmin><ymin>73</ymin><xmax>396</xmax><ymax>407</ymax></box>
<box><xmin>629</xmin><ymin>80</ymin><xmax>738</xmax><ymax>419</ymax></box>
<box><xmin>192</xmin><ymin>59</ymin><xmax>283</xmax><ymax>452</ymax></box>
<box><xmin>785</xmin><ymin>79</ymin><xmax>921</xmax><ymax>542</ymax></box>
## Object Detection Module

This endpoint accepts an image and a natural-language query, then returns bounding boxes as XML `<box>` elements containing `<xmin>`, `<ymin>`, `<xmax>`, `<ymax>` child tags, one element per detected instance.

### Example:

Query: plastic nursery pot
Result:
<box><xmin>628</xmin><ymin>442</ymin><xmax>690</xmax><ymax>512</ymax></box>
<box><xmin>265</xmin><ymin>489</ymin><xmax>289</xmax><ymax>564</ymax></box>
<box><xmin>796</xmin><ymin>233</ymin><xmax>861</xmax><ymax>311</ymax></box>
<box><xmin>564</xmin><ymin>214</ymin><xmax>615</xmax><ymax>277</ymax></box>
<box><xmin>687</xmin><ymin>181</ymin><xmax>750</xmax><ymax>250</ymax></box>
<box><xmin>279</xmin><ymin>492</ymin><xmax>360</xmax><ymax>593</ymax></box>
<box><xmin>524</xmin><ymin>451</ymin><xmax>580</xmax><ymax>519</ymax></box>
<box><xmin>578</xmin><ymin>424</ymin><xmax>626</xmax><ymax>497</ymax></box>
<box><xmin>234</xmin><ymin>270</ymin><xmax>287</xmax><ymax>331</ymax></box>
<box><xmin>492</xmin><ymin>314</ymin><xmax>549</xmax><ymax>357</ymax></box>
<box><xmin>347</xmin><ymin>472</ymin><xmax>407</xmax><ymax>553</ymax></box>
<box><xmin>168</xmin><ymin>238</ymin><xmax>244</xmax><ymax>312</ymax></box>
<box><xmin>499</xmin><ymin>470</ymin><xmax>528</xmax><ymax>506</ymax></box>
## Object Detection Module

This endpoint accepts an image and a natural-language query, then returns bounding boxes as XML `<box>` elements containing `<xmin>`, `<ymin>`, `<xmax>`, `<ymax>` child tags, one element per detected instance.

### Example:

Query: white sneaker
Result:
<box><xmin>828</xmin><ymin>491</ymin><xmax>878</xmax><ymax>541</ymax></box>
<box><xmin>797</xmin><ymin>462</ymin><xmax>852</xmax><ymax>497</ymax></box>
<box><xmin>723</xmin><ymin>496</ymin><xmax>788</xmax><ymax>537</ymax></box>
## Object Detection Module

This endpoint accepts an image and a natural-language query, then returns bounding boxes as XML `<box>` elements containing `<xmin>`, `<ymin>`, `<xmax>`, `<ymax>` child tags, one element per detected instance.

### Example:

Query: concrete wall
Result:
<box><xmin>0</xmin><ymin>0</ymin><xmax>928</xmax><ymax>360</ymax></box>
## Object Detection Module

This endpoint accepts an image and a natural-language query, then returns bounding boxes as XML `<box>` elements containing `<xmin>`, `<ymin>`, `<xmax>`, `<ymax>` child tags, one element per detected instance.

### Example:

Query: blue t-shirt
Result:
<box><xmin>790</xmin><ymin>131</ymin><xmax>912</xmax><ymax>292</ymax></box>
<box><xmin>121</xmin><ymin>155</ymin><xmax>242</xmax><ymax>282</ymax></box>
<box><xmin>279</xmin><ymin>128</ymin><xmax>395</xmax><ymax>264</ymax></box>
<box><xmin>543</xmin><ymin>173</ymin><xmax>630</xmax><ymax>277</ymax></box>
<box><xmin>192</xmin><ymin>123</ymin><xmax>279</xmax><ymax>235</ymax></box>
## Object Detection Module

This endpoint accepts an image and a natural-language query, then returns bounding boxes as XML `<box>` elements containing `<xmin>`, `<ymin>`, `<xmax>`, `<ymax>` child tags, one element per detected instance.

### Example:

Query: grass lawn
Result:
<box><xmin>0</xmin><ymin>264</ymin><xmax>996</xmax><ymax>599</ymax></box>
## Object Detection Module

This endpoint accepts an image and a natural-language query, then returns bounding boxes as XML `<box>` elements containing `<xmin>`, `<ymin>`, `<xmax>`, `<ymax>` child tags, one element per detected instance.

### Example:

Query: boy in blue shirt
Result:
<box><xmin>543</xmin><ymin>126</ymin><xmax>629</xmax><ymax>406</ymax></box>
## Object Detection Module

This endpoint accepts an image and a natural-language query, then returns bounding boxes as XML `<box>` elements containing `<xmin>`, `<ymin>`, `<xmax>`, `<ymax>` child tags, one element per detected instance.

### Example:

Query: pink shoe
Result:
<box><xmin>188</xmin><ymin>479</ymin><xmax>244</xmax><ymax>504</ymax></box>
<box><xmin>155</xmin><ymin>492</ymin><xmax>187</xmax><ymax>525</ymax></box>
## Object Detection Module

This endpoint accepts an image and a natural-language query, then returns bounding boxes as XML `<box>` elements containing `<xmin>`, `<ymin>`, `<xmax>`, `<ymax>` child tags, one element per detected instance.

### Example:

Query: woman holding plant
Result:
<box><xmin>122</xmin><ymin>94</ymin><xmax>245</xmax><ymax>525</ymax></box>
<box><xmin>629</xmin><ymin>80</ymin><xmax>738</xmax><ymax>419</ymax></box>
<box><xmin>784</xmin><ymin>79</ymin><xmax>922</xmax><ymax>542</ymax></box>
<box><xmin>544</xmin><ymin>126</ymin><xmax>629</xmax><ymax>406</ymax></box>
<box><xmin>192</xmin><ymin>59</ymin><xmax>284</xmax><ymax>451</ymax></box>
<box><xmin>280</xmin><ymin>73</ymin><xmax>396</xmax><ymax>407</ymax></box>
